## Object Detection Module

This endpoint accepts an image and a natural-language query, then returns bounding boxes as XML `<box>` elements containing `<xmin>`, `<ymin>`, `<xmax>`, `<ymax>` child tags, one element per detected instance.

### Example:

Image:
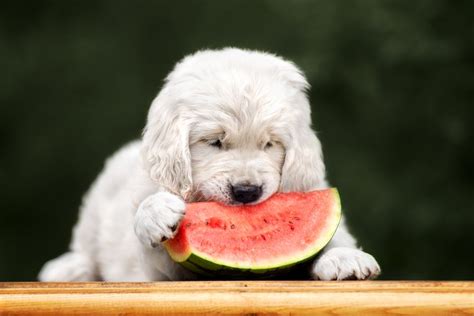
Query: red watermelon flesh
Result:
<box><xmin>164</xmin><ymin>188</ymin><xmax>341</xmax><ymax>276</ymax></box>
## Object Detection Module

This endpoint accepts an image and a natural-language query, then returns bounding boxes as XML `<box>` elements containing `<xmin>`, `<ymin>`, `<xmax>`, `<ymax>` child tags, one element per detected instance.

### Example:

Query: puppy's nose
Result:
<box><xmin>231</xmin><ymin>184</ymin><xmax>263</xmax><ymax>204</ymax></box>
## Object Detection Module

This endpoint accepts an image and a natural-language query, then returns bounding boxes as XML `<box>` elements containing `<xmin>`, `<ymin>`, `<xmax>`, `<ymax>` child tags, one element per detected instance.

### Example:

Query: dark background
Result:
<box><xmin>1</xmin><ymin>0</ymin><xmax>473</xmax><ymax>281</ymax></box>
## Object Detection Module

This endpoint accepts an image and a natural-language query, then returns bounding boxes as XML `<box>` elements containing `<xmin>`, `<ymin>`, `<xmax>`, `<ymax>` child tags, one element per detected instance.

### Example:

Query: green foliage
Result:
<box><xmin>0</xmin><ymin>0</ymin><xmax>472</xmax><ymax>280</ymax></box>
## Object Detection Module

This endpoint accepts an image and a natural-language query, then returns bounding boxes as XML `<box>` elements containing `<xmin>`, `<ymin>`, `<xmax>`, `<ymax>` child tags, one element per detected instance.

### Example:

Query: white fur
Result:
<box><xmin>39</xmin><ymin>48</ymin><xmax>380</xmax><ymax>281</ymax></box>
<box><xmin>312</xmin><ymin>248</ymin><xmax>380</xmax><ymax>280</ymax></box>
<box><xmin>134</xmin><ymin>192</ymin><xmax>186</xmax><ymax>248</ymax></box>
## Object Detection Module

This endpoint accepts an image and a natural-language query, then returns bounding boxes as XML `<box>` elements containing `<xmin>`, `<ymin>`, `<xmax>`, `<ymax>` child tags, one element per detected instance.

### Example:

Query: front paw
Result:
<box><xmin>134</xmin><ymin>192</ymin><xmax>185</xmax><ymax>248</ymax></box>
<box><xmin>311</xmin><ymin>247</ymin><xmax>381</xmax><ymax>280</ymax></box>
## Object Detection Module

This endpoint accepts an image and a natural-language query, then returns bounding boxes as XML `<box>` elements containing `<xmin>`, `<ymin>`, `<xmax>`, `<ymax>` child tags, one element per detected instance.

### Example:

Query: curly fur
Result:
<box><xmin>39</xmin><ymin>48</ymin><xmax>380</xmax><ymax>281</ymax></box>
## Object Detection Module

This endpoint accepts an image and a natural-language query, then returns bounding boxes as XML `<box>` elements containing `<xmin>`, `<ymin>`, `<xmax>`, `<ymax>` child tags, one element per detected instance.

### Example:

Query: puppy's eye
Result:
<box><xmin>265</xmin><ymin>141</ymin><xmax>273</xmax><ymax>149</ymax></box>
<box><xmin>209</xmin><ymin>139</ymin><xmax>222</xmax><ymax>149</ymax></box>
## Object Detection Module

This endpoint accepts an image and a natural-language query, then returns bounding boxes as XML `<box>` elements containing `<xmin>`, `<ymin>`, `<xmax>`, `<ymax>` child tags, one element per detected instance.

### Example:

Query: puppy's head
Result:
<box><xmin>142</xmin><ymin>48</ymin><xmax>327</xmax><ymax>204</ymax></box>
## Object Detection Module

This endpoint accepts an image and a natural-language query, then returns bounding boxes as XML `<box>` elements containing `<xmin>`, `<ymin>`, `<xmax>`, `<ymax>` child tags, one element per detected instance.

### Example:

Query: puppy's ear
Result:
<box><xmin>277</xmin><ymin>60</ymin><xmax>327</xmax><ymax>192</ymax></box>
<box><xmin>141</xmin><ymin>92</ymin><xmax>192</xmax><ymax>199</ymax></box>
<box><xmin>280</xmin><ymin>124</ymin><xmax>327</xmax><ymax>192</ymax></box>
<box><xmin>280</xmin><ymin>63</ymin><xmax>310</xmax><ymax>92</ymax></box>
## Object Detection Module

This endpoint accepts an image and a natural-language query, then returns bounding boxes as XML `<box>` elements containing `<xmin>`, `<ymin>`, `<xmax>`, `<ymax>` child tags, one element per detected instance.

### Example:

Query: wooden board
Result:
<box><xmin>1</xmin><ymin>281</ymin><xmax>473</xmax><ymax>315</ymax></box>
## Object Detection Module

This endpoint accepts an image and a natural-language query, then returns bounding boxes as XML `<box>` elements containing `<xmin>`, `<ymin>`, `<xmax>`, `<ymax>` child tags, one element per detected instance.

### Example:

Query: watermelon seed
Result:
<box><xmin>261</xmin><ymin>234</ymin><xmax>266</xmax><ymax>241</ymax></box>
<box><xmin>263</xmin><ymin>218</ymin><xmax>269</xmax><ymax>224</ymax></box>
<box><xmin>290</xmin><ymin>225</ymin><xmax>295</xmax><ymax>231</ymax></box>
<box><xmin>289</xmin><ymin>221</ymin><xmax>294</xmax><ymax>225</ymax></box>
<box><xmin>293</xmin><ymin>216</ymin><xmax>300</xmax><ymax>221</ymax></box>
<box><xmin>230</xmin><ymin>224</ymin><xmax>235</xmax><ymax>229</ymax></box>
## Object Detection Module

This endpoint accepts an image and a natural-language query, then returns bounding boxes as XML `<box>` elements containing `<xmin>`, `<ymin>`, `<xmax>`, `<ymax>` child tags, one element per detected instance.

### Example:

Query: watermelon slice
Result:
<box><xmin>164</xmin><ymin>188</ymin><xmax>341</xmax><ymax>277</ymax></box>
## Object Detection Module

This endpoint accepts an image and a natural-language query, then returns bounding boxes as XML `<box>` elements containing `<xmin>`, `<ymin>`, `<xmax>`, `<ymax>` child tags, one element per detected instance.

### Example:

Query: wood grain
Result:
<box><xmin>1</xmin><ymin>281</ymin><xmax>473</xmax><ymax>315</ymax></box>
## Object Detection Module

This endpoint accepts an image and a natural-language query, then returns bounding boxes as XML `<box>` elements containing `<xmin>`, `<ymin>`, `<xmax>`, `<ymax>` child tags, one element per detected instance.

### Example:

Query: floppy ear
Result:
<box><xmin>141</xmin><ymin>92</ymin><xmax>192</xmax><ymax>199</ymax></box>
<box><xmin>276</xmin><ymin>59</ymin><xmax>327</xmax><ymax>192</ymax></box>
<box><xmin>280</xmin><ymin>124</ymin><xmax>327</xmax><ymax>192</ymax></box>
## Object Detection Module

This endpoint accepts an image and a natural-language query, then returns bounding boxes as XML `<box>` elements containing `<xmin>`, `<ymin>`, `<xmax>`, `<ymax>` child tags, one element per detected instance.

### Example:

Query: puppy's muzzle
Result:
<box><xmin>231</xmin><ymin>184</ymin><xmax>263</xmax><ymax>204</ymax></box>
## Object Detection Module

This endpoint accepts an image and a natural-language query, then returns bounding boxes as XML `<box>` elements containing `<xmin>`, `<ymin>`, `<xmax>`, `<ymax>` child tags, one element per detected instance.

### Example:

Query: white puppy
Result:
<box><xmin>39</xmin><ymin>48</ymin><xmax>380</xmax><ymax>281</ymax></box>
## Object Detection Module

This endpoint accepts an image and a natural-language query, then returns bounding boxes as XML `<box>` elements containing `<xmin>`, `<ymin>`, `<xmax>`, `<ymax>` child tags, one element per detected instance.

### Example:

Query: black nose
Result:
<box><xmin>231</xmin><ymin>184</ymin><xmax>263</xmax><ymax>204</ymax></box>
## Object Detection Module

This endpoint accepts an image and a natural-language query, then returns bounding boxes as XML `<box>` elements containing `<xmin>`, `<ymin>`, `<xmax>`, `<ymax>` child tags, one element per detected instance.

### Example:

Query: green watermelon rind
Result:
<box><xmin>166</xmin><ymin>188</ymin><xmax>341</xmax><ymax>274</ymax></box>
<box><xmin>179</xmin><ymin>260</ymin><xmax>214</xmax><ymax>277</ymax></box>
<box><xmin>184</xmin><ymin>250</ymin><xmax>321</xmax><ymax>278</ymax></box>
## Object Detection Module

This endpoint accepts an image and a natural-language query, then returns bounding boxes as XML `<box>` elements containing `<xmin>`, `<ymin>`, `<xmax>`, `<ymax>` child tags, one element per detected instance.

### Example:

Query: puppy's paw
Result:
<box><xmin>134</xmin><ymin>192</ymin><xmax>185</xmax><ymax>248</ymax></box>
<box><xmin>311</xmin><ymin>247</ymin><xmax>380</xmax><ymax>280</ymax></box>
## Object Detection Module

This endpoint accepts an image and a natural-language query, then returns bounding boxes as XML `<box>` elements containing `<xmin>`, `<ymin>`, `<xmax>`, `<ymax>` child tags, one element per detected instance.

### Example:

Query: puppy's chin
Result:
<box><xmin>190</xmin><ymin>189</ymin><xmax>276</xmax><ymax>206</ymax></box>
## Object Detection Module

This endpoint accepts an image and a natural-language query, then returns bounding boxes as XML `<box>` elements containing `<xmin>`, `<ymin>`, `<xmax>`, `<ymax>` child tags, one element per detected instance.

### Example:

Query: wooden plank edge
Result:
<box><xmin>1</xmin><ymin>281</ymin><xmax>473</xmax><ymax>315</ymax></box>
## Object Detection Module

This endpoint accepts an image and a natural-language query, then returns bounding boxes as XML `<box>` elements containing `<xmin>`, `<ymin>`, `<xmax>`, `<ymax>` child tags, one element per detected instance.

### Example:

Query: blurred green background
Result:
<box><xmin>1</xmin><ymin>0</ymin><xmax>473</xmax><ymax>281</ymax></box>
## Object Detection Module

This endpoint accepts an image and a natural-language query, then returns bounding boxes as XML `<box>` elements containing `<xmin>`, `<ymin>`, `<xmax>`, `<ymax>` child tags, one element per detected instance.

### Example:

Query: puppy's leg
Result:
<box><xmin>38</xmin><ymin>191</ymin><xmax>100</xmax><ymax>282</ymax></box>
<box><xmin>38</xmin><ymin>252</ymin><xmax>95</xmax><ymax>282</ymax></box>
<box><xmin>134</xmin><ymin>191</ymin><xmax>197</xmax><ymax>281</ymax></box>
<box><xmin>38</xmin><ymin>197</ymin><xmax>99</xmax><ymax>282</ymax></box>
<box><xmin>38</xmin><ymin>141</ymin><xmax>141</xmax><ymax>281</ymax></box>
<box><xmin>311</xmin><ymin>217</ymin><xmax>381</xmax><ymax>280</ymax></box>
